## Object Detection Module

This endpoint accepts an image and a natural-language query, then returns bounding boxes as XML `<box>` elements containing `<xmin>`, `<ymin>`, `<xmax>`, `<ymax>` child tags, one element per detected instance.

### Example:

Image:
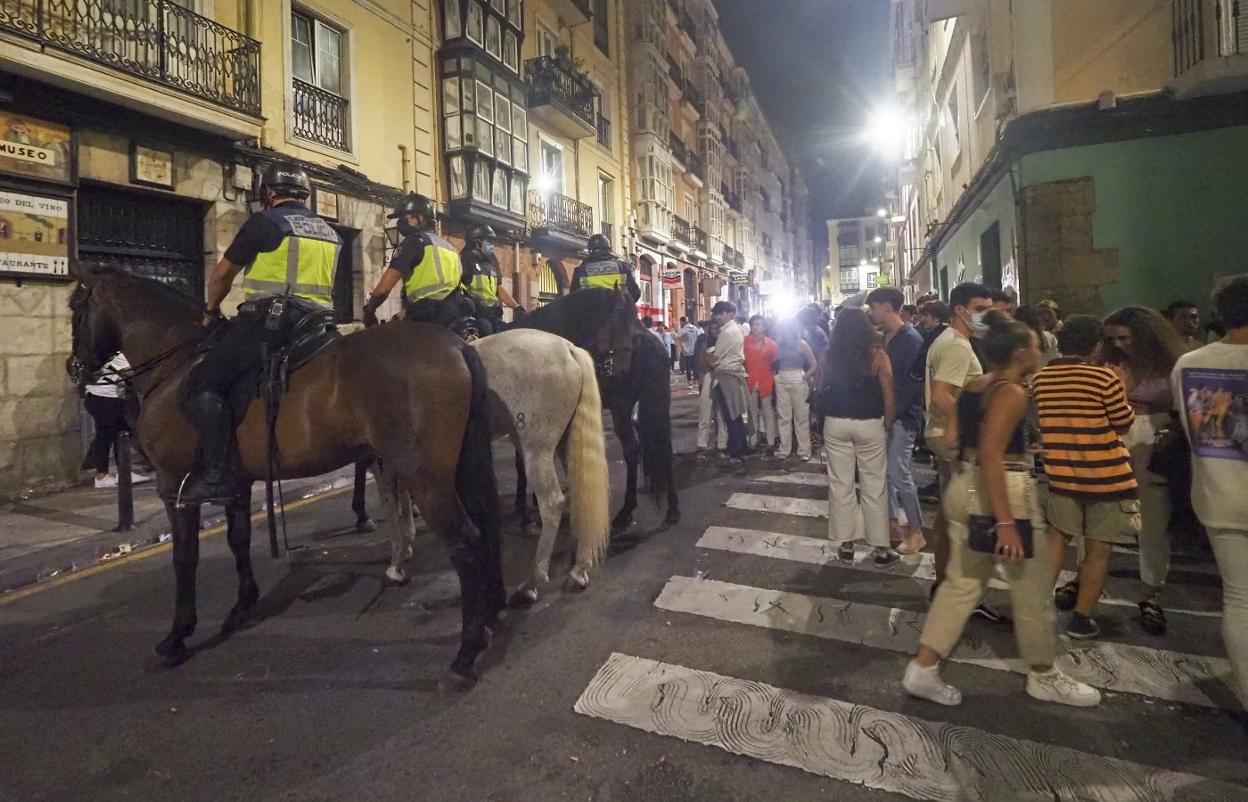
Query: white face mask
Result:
<box><xmin>961</xmin><ymin>307</ymin><xmax>989</xmax><ymax>335</ymax></box>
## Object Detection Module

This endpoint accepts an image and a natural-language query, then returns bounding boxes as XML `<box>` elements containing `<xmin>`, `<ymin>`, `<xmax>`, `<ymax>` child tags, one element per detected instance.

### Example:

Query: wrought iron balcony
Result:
<box><xmin>292</xmin><ymin>78</ymin><xmax>349</xmax><ymax>151</ymax></box>
<box><xmin>734</xmin><ymin>250</ymin><xmax>745</xmax><ymax>269</ymax></box>
<box><xmin>672</xmin><ymin>215</ymin><xmax>692</xmax><ymax>245</ymax></box>
<box><xmin>685</xmin><ymin>82</ymin><xmax>704</xmax><ymax>110</ymax></box>
<box><xmin>0</xmin><ymin>0</ymin><xmax>261</xmax><ymax>116</ymax></box>
<box><xmin>525</xmin><ymin>55</ymin><xmax>597</xmax><ymax>139</ymax></box>
<box><xmin>723</xmin><ymin>245</ymin><xmax>737</xmax><ymax>264</ymax></box>
<box><xmin>669</xmin><ymin>134</ymin><xmax>688</xmax><ymax>165</ymax></box>
<box><xmin>666</xmin><ymin>53</ymin><xmax>684</xmax><ymax>87</ymax></box>
<box><xmin>1174</xmin><ymin>0</ymin><xmax>1248</xmax><ymax>78</ymax></box>
<box><xmin>596</xmin><ymin>114</ymin><xmax>611</xmax><ymax>148</ymax></box>
<box><xmin>529</xmin><ymin>188</ymin><xmax>593</xmax><ymax>250</ymax></box>
<box><xmin>693</xmin><ymin>226</ymin><xmax>708</xmax><ymax>253</ymax></box>
<box><xmin>688</xmin><ymin>151</ymin><xmax>705</xmax><ymax>181</ymax></box>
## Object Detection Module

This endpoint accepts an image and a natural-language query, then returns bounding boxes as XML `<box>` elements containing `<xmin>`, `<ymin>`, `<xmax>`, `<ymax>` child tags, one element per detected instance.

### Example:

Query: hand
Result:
<box><xmin>201</xmin><ymin>309</ymin><xmax>223</xmax><ymax>328</ymax></box>
<box><xmin>994</xmin><ymin>523</ymin><xmax>1025</xmax><ymax>563</ymax></box>
<box><xmin>363</xmin><ymin>307</ymin><xmax>379</xmax><ymax>328</ymax></box>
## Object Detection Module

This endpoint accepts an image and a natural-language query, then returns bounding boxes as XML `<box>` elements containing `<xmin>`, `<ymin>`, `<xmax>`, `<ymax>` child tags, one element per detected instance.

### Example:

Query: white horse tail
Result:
<box><xmin>565</xmin><ymin>343</ymin><xmax>611</xmax><ymax>569</ymax></box>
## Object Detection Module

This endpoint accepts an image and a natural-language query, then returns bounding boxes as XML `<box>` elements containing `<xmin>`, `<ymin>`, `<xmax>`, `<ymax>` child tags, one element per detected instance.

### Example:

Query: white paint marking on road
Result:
<box><xmin>726</xmin><ymin>492</ymin><xmax>825</xmax><ymax>518</ymax></box>
<box><xmin>751</xmin><ymin>472</ymin><xmax>826</xmax><ymax>487</ymax></box>
<box><xmin>575</xmin><ymin>653</ymin><xmax>1246</xmax><ymax>801</ymax></box>
<box><xmin>655</xmin><ymin>575</ymin><xmax>1234</xmax><ymax>709</ymax></box>
<box><xmin>698</xmin><ymin>525</ymin><xmax>1223</xmax><ymax>619</ymax></box>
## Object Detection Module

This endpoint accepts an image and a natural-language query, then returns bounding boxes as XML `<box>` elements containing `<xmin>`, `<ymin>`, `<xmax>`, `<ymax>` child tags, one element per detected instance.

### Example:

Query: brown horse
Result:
<box><xmin>67</xmin><ymin>272</ymin><xmax>503</xmax><ymax>687</ymax></box>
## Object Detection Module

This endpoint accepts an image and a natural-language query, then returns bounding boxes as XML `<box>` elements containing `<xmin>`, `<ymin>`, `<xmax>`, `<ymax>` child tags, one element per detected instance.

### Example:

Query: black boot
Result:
<box><xmin>179</xmin><ymin>391</ymin><xmax>239</xmax><ymax>505</ymax></box>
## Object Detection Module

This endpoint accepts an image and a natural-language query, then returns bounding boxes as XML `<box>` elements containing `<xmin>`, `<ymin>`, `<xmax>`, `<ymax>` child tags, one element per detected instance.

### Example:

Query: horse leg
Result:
<box><xmin>353</xmin><ymin>458</ymin><xmax>376</xmax><ymax>533</ymax></box>
<box><xmin>380</xmin><ymin>464</ymin><xmax>416</xmax><ymax>585</ymax></box>
<box><xmin>513</xmin><ymin>443</ymin><xmax>533</xmax><ymax>530</ymax></box>
<box><xmin>222</xmin><ymin>486</ymin><xmax>260</xmax><ymax>633</ymax></box>
<box><xmin>611</xmin><ymin>406</ymin><xmax>640</xmax><ymax>531</ymax></box>
<box><xmin>511</xmin><ymin>450</ymin><xmax>565</xmax><ymax>607</ymax></box>
<box><xmin>156</xmin><ymin>500</ymin><xmax>201</xmax><ymax>665</ymax></box>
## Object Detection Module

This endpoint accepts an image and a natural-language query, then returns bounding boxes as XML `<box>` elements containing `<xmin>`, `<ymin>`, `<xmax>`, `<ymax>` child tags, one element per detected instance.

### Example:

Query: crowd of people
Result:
<box><xmin>672</xmin><ymin>274</ymin><xmax>1248</xmax><ymax>712</ymax></box>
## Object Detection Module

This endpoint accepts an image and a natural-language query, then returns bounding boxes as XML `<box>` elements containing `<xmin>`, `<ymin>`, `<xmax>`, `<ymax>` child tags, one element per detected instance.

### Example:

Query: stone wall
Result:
<box><xmin>1019</xmin><ymin>177</ymin><xmax>1120</xmax><ymax>314</ymax></box>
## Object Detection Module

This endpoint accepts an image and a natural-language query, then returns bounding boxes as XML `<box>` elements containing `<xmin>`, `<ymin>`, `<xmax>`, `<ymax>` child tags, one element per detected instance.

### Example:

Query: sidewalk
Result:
<box><xmin>0</xmin><ymin>467</ymin><xmax>359</xmax><ymax>596</ymax></box>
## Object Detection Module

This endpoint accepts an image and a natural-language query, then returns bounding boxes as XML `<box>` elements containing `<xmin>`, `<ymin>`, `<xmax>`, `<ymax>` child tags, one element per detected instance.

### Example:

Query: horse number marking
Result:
<box><xmin>515</xmin><ymin>412</ymin><xmax>527</xmax><ymax>430</ymax></box>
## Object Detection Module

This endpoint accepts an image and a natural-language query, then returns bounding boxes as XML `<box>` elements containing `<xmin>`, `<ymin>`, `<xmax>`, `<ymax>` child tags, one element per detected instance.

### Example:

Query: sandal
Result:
<box><xmin>1139</xmin><ymin>599</ymin><xmax>1167</xmax><ymax>636</ymax></box>
<box><xmin>1054</xmin><ymin>581</ymin><xmax>1079</xmax><ymax>612</ymax></box>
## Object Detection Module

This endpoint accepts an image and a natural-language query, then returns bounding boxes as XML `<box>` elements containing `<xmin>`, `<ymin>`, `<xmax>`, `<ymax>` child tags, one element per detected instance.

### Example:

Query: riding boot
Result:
<box><xmin>179</xmin><ymin>391</ymin><xmax>239</xmax><ymax>505</ymax></box>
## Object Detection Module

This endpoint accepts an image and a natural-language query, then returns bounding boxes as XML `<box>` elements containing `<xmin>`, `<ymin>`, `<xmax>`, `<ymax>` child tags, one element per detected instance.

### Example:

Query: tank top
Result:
<box><xmin>957</xmin><ymin>383</ymin><xmax>1027</xmax><ymax>455</ymax></box>
<box><xmin>821</xmin><ymin>370</ymin><xmax>884</xmax><ymax>420</ymax></box>
<box><xmin>776</xmin><ymin>337</ymin><xmax>805</xmax><ymax>371</ymax></box>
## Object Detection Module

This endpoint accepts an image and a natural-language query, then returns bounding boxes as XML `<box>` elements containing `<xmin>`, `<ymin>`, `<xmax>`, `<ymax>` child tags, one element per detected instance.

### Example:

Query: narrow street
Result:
<box><xmin>0</xmin><ymin>383</ymin><xmax>1243</xmax><ymax>802</ymax></box>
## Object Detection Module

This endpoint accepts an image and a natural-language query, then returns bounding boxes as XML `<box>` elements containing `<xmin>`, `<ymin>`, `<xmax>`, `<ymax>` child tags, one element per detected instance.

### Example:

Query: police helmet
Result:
<box><xmin>587</xmin><ymin>233</ymin><xmax>611</xmax><ymax>254</ymax></box>
<box><xmin>388</xmin><ymin>193</ymin><xmax>436</xmax><ymax>222</ymax></box>
<box><xmin>466</xmin><ymin>223</ymin><xmax>497</xmax><ymax>244</ymax></box>
<box><xmin>259</xmin><ymin>160</ymin><xmax>311</xmax><ymax>200</ymax></box>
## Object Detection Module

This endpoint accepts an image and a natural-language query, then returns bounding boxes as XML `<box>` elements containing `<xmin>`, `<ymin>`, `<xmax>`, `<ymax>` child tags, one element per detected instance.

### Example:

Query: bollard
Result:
<box><xmin>116</xmin><ymin>430</ymin><xmax>134</xmax><ymax>532</ymax></box>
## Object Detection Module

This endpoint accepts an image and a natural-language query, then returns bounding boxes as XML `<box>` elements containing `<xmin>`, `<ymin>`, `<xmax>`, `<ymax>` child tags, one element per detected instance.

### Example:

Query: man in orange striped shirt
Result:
<box><xmin>1032</xmin><ymin>315</ymin><xmax>1141</xmax><ymax>640</ymax></box>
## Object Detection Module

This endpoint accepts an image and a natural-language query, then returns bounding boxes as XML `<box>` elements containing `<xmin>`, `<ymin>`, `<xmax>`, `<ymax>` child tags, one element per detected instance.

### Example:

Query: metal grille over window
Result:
<box><xmin>291</xmin><ymin>9</ymin><xmax>349</xmax><ymax>151</ymax></box>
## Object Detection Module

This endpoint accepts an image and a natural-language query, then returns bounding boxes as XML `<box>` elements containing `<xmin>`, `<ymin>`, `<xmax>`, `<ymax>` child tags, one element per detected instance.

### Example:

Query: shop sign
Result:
<box><xmin>661</xmin><ymin>267</ymin><xmax>682</xmax><ymax>287</ymax></box>
<box><xmin>315</xmin><ymin>187</ymin><xmax>339</xmax><ymax>220</ymax></box>
<box><xmin>0</xmin><ymin>189</ymin><xmax>71</xmax><ymax>280</ymax></box>
<box><xmin>729</xmin><ymin>271</ymin><xmax>749</xmax><ymax>285</ymax></box>
<box><xmin>0</xmin><ymin>114</ymin><xmax>73</xmax><ymax>184</ymax></box>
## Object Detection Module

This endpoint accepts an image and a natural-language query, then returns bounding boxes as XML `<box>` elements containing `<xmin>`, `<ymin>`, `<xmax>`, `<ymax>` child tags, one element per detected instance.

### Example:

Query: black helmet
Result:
<box><xmin>388</xmin><ymin>193</ymin><xmax>435</xmax><ymax>221</ymax></box>
<box><xmin>587</xmin><ymin>233</ymin><xmax>611</xmax><ymax>253</ymax></box>
<box><xmin>466</xmin><ymin>223</ymin><xmax>497</xmax><ymax>244</ymax></box>
<box><xmin>259</xmin><ymin>160</ymin><xmax>311</xmax><ymax>199</ymax></box>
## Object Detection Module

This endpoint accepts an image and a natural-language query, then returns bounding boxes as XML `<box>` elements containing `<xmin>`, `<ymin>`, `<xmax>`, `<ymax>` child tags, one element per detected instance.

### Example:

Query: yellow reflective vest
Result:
<box><xmin>581</xmin><ymin>258</ymin><xmax>625</xmax><ymax>291</ymax></box>
<box><xmin>464</xmin><ymin>253</ymin><xmax>499</xmax><ymax>306</ymax></box>
<box><xmin>241</xmin><ymin>206</ymin><xmax>340</xmax><ymax>307</ymax></box>
<box><xmin>403</xmin><ymin>233</ymin><xmax>462</xmax><ymax>302</ymax></box>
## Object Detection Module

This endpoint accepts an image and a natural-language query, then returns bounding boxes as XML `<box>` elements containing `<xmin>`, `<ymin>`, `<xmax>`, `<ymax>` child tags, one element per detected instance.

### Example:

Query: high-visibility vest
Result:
<box><xmin>466</xmin><ymin>259</ymin><xmax>499</xmax><ymax>306</ymax></box>
<box><xmin>241</xmin><ymin>205</ymin><xmax>340</xmax><ymax>307</ymax></box>
<box><xmin>581</xmin><ymin>258</ymin><xmax>625</xmax><ymax>291</ymax></box>
<box><xmin>403</xmin><ymin>233</ymin><xmax>462</xmax><ymax>302</ymax></box>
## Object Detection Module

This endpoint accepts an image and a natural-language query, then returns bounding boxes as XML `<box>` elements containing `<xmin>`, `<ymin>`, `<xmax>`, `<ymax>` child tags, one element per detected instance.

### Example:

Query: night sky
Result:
<box><xmin>714</xmin><ymin>0</ymin><xmax>891</xmax><ymax>246</ymax></box>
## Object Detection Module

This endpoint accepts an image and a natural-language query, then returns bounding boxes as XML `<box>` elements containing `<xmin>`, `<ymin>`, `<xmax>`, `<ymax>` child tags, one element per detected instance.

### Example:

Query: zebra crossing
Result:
<box><xmin>573</xmin><ymin>464</ymin><xmax>1244</xmax><ymax>801</ymax></box>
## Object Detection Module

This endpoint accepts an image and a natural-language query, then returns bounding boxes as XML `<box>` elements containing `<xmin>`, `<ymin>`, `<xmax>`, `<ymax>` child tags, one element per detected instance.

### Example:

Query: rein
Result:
<box><xmin>89</xmin><ymin>336</ymin><xmax>201</xmax><ymax>388</ymax></box>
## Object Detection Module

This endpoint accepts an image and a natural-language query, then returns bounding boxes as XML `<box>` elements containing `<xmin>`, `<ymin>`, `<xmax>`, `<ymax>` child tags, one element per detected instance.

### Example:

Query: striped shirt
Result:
<box><xmin>1032</xmin><ymin>358</ymin><xmax>1138</xmax><ymax>500</ymax></box>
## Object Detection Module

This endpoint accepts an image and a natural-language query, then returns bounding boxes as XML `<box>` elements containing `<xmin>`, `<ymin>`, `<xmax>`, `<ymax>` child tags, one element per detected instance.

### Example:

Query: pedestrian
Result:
<box><xmin>772</xmin><ymin>319</ymin><xmax>816</xmax><ymax>461</ymax></box>
<box><xmin>1163</xmin><ymin>299</ymin><xmax>1203</xmax><ymax>352</ymax></box>
<box><xmin>659</xmin><ymin>323</ymin><xmax>677</xmax><ymax>370</ymax></box>
<box><xmin>814</xmin><ymin>307</ymin><xmax>898</xmax><ymax>566</ymax></box>
<box><xmin>1037</xmin><ymin>299</ymin><xmax>1063</xmax><ymax>334</ymax></box>
<box><xmin>1103</xmin><ymin>306</ymin><xmax>1186</xmax><ymax>636</ymax></box>
<box><xmin>1034</xmin><ymin>315</ymin><xmax>1140</xmax><ymax>640</ymax></box>
<box><xmin>677</xmin><ymin>316</ymin><xmax>700</xmax><ymax>383</ymax></box>
<box><xmin>924</xmin><ymin>283</ymin><xmax>1002</xmax><ymax>624</ymax></box>
<box><xmin>744</xmin><ymin>314</ymin><xmax>778</xmax><ymax>454</ymax></box>
<box><xmin>81</xmin><ymin>351</ymin><xmax>150</xmax><ymax>489</ymax></box>
<box><xmin>798</xmin><ymin>304</ymin><xmax>829</xmax><ymax>359</ymax></box>
<box><xmin>903</xmin><ymin>314</ymin><xmax>1101</xmax><ymax>708</ymax></box>
<box><xmin>695</xmin><ymin>319</ymin><xmax>727</xmax><ymax>457</ymax></box>
<box><xmin>1173</xmin><ymin>274</ymin><xmax>1248</xmax><ymax>705</ymax></box>
<box><xmin>867</xmin><ymin>286</ymin><xmax>926</xmax><ymax>555</ymax></box>
<box><xmin>901</xmin><ymin>303</ymin><xmax>919</xmax><ymax>327</ymax></box>
<box><xmin>1016</xmin><ymin>305</ymin><xmax>1059</xmax><ymax>366</ymax></box>
<box><xmin>916</xmin><ymin>300</ymin><xmax>950</xmax><ymax>336</ymax></box>
<box><xmin>709</xmin><ymin>301</ymin><xmax>750</xmax><ymax>474</ymax></box>
<box><xmin>991</xmin><ymin>288</ymin><xmax>1017</xmax><ymax>315</ymax></box>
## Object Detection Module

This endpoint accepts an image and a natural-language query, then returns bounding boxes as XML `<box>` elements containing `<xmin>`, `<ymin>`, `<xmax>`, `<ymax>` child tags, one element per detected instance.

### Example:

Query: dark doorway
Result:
<box><xmin>980</xmin><ymin>222</ymin><xmax>1002</xmax><ymax>289</ymax></box>
<box><xmin>939</xmin><ymin>265</ymin><xmax>950</xmax><ymax>300</ymax></box>
<box><xmin>77</xmin><ymin>184</ymin><xmax>205</xmax><ymax>299</ymax></box>
<box><xmin>331</xmin><ymin>227</ymin><xmax>358</xmax><ymax>322</ymax></box>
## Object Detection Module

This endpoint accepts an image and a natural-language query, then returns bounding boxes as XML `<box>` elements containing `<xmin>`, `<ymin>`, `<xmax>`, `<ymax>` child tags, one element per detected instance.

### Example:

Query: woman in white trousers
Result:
<box><xmin>773</xmin><ymin>320</ymin><xmax>816</xmax><ymax>461</ymax></box>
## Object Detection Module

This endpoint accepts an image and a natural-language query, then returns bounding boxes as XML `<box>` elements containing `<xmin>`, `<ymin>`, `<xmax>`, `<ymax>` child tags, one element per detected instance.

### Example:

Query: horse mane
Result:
<box><xmin>520</xmin><ymin>289</ymin><xmax>631</xmax><ymax>343</ymax></box>
<box><xmin>100</xmin><ymin>271</ymin><xmax>206</xmax><ymax>314</ymax></box>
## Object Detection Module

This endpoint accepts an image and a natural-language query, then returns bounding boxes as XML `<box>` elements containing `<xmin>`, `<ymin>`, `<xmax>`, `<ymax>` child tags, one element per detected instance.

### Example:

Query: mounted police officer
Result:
<box><xmin>569</xmin><ymin>233</ymin><xmax>641</xmax><ymax>302</ymax></box>
<box><xmin>460</xmin><ymin>223</ymin><xmax>520</xmax><ymax>336</ymax></box>
<box><xmin>181</xmin><ymin>160</ymin><xmax>340</xmax><ymax>504</ymax></box>
<box><xmin>362</xmin><ymin>193</ymin><xmax>472</xmax><ymax>333</ymax></box>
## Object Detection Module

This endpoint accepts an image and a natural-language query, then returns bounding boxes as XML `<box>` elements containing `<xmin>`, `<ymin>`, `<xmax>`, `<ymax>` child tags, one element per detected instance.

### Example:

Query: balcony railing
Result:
<box><xmin>693</xmin><ymin>226</ymin><xmax>708</xmax><ymax>253</ymax></box>
<box><xmin>0</xmin><ymin>0</ymin><xmax>261</xmax><ymax>115</ymax></box>
<box><xmin>528</xmin><ymin>188</ymin><xmax>594</xmax><ymax>239</ymax></box>
<box><xmin>292</xmin><ymin>78</ymin><xmax>350</xmax><ymax>151</ymax></box>
<box><xmin>669</xmin><ymin>134</ymin><xmax>688</xmax><ymax>165</ymax></box>
<box><xmin>734</xmin><ymin>251</ymin><xmax>745</xmax><ymax>269</ymax></box>
<box><xmin>525</xmin><ymin>55</ymin><xmax>597</xmax><ymax>137</ymax></box>
<box><xmin>596</xmin><ymin>114</ymin><xmax>612</xmax><ymax>148</ymax></box>
<box><xmin>1174</xmin><ymin>0</ymin><xmax>1248</xmax><ymax>75</ymax></box>
<box><xmin>688</xmin><ymin>151</ymin><xmax>705</xmax><ymax>180</ymax></box>
<box><xmin>673</xmin><ymin>215</ymin><xmax>691</xmax><ymax>245</ymax></box>
<box><xmin>723</xmin><ymin>245</ymin><xmax>737</xmax><ymax>264</ymax></box>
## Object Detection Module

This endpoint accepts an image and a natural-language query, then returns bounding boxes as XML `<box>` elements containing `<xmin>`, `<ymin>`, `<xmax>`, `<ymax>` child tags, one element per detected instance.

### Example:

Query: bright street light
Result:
<box><xmin>876</xmin><ymin>207</ymin><xmax>888</xmax><ymax>218</ymax></box>
<box><xmin>864</xmin><ymin>105</ymin><xmax>909</xmax><ymax>161</ymax></box>
<box><xmin>769</xmin><ymin>289</ymin><xmax>799</xmax><ymax>319</ymax></box>
<box><xmin>534</xmin><ymin>173</ymin><xmax>556</xmax><ymax>194</ymax></box>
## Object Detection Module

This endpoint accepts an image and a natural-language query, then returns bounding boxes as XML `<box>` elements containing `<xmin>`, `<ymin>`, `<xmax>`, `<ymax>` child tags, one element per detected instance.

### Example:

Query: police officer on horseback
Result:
<box><xmin>569</xmin><ymin>233</ymin><xmax>641</xmax><ymax>302</ymax></box>
<box><xmin>362</xmin><ymin>193</ymin><xmax>473</xmax><ymax>334</ymax></box>
<box><xmin>460</xmin><ymin>223</ymin><xmax>520</xmax><ymax>337</ymax></box>
<box><xmin>181</xmin><ymin>160</ymin><xmax>341</xmax><ymax>504</ymax></box>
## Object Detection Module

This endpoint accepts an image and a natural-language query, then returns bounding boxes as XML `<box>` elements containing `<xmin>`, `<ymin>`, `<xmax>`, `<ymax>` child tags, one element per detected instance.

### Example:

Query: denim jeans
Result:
<box><xmin>887</xmin><ymin>422</ymin><xmax>923</xmax><ymax>530</ymax></box>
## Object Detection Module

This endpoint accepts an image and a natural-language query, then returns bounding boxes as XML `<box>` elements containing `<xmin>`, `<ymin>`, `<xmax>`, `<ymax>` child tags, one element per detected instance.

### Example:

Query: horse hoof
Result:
<box><xmin>566</xmin><ymin>571</ymin><xmax>589</xmax><ymax>592</ymax></box>
<box><xmin>221</xmin><ymin>605</ymin><xmax>257</xmax><ymax>634</ymax></box>
<box><xmin>665</xmin><ymin>509</ymin><xmax>682</xmax><ymax>525</ymax></box>
<box><xmin>509</xmin><ymin>586</ymin><xmax>539</xmax><ymax>608</ymax></box>
<box><xmin>438</xmin><ymin>669</ymin><xmax>478</xmax><ymax>693</ymax></box>
<box><xmin>384</xmin><ymin>566</ymin><xmax>410</xmax><ymax>586</ymax></box>
<box><xmin>154</xmin><ymin>637</ymin><xmax>189</xmax><ymax>667</ymax></box>
<box><xmin>355</xmin><ymin>517</ymin><xmax>377</xmax><ymax>534</ymax></box>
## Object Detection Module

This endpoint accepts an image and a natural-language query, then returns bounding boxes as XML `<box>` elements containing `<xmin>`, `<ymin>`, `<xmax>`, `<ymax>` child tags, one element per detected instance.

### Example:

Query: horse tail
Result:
<box><xmin>565</xmin><ymin>343</ymin><xmax>611</xmax><ymax>569</ymax></box>
<box><xmin>635</xmin><ymin>340</ymin><xmax>674</xmax><ymax>504</ymax></box>
<box><xmin>456</xmin><ymin>344</ymin><xmax>504</xmax><ymax>611</ymax></box>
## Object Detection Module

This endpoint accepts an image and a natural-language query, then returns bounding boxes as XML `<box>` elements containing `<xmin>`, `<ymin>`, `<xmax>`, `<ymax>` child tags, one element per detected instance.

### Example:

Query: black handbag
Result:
<box><xmin>965</xmin><ymin>468</ymin><xmax>1036</xmax><ymax>559</ymax></box>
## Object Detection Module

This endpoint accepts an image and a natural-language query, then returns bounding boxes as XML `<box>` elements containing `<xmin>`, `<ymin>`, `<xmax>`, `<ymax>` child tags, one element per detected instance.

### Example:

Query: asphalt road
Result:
<box><xmin>1</xmin><ymin>381</ymin><xmax>1244</xmax><ymax>802</ymax></box>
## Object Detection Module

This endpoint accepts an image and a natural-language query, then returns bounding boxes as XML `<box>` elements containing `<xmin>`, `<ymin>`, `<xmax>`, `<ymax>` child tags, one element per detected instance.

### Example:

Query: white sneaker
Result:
<box><xmin>902</xmin><ymin>659</ymin><xmax>962</xmax><ymax>706</ymax></box>
<box><xmin>1026</xmin><ymin>668</ymin><xmax>1101</xmax><ymax>707</ymax></box>
<box><xmin>93</xmin><ymin>474</ymin><xmax>118</xmax><ymax>489</ymax></box>
<box><xmin>129</xmin><ymin>472</ymin><xmax>152</xmax><ymax>484</ymax></box>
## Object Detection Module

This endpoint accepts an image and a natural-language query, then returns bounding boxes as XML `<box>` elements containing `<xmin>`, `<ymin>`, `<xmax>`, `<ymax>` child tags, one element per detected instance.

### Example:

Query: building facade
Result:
<box><xmin>826</xmin><ymin>212</ymin><xmax>891</xmax><ymax>306</ymax></box>
<box><xmin>890</xmin><ymin>0</ymin><xmax>1248</xmax><ymax>315</ymax></box>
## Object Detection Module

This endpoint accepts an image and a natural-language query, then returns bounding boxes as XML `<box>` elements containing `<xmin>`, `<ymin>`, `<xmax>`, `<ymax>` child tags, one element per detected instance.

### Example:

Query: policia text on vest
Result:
<box><xmin>240</xmin><ymin>205</ymin><xmax>340</xmax><ymax>308</ymax></box>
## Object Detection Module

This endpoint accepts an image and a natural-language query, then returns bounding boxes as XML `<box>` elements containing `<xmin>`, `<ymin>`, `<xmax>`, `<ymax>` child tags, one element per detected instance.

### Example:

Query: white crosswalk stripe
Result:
<box><xmin>575</xmin><ymin>467</ymin><xmax>1238</xmax><ymax>798</ymax></box>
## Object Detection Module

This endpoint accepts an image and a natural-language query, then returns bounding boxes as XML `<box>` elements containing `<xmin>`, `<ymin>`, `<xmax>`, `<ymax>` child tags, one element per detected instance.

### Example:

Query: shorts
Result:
<box><xmin>1047</xmin><ymin>494</ymin><xmax>1142</xmax><ymax>545</ymax></box>
<box><xmin>925</xmin><ymin>433</ymin><xmax>958</xmax><ymax>489</ymax></box>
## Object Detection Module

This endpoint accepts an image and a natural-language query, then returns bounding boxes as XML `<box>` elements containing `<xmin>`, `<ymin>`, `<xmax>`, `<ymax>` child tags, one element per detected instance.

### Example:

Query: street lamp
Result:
<box><xmin>864</xmin><ymin>105</ymin><xmax>910</xmax><ymax>161</ymax></box>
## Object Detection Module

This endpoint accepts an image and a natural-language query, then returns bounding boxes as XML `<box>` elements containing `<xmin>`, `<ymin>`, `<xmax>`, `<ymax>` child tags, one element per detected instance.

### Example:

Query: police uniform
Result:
<box><xmin>570</xmin><ymin>254</ymin><xmax>641</xmax><ymax>301</ymax></box>
<box><xmin>389</xmin><ymin>230</ymin><xmax>468</xmax><ymax>328</ymax></box>
<box><xmin>461</xmin><ymin>244</ymin><xmax>503</xmax><ymax>336</ymax></box>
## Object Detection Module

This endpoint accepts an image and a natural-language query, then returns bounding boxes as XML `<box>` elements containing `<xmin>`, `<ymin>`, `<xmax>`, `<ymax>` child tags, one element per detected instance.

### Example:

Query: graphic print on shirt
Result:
<box><xmin>1181</xmin><ymin>367</ymin><xmax>1248</xmax><ymax>461</ymax></box>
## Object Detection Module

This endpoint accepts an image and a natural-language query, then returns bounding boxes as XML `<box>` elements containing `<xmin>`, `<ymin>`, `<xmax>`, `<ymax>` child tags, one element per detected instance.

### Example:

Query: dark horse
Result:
<box><xmin>519</xmin><ymin>288</ymin><xmax>680</xmax><ymax>529</ymax></box>
<box><xmin>68</xmin><ymin>271</ymin><xmax>503</xmax><ymax>687</ymax></box>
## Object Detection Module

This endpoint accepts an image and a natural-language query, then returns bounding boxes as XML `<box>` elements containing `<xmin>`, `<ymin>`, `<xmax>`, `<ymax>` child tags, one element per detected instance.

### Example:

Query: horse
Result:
<box><xmin>379</xmin><ymin>329</ymin><xmax>612</xmax><ymax>606</ymax></box>
<box><xmin>519</xmin><ymin>288</ymin><xmax>680</xmax><ymax>529</ymax></box>
<box><xmin>67</xmin><ymin>271</ymin><xmax>503</xmax><ymax>688</ymax></box>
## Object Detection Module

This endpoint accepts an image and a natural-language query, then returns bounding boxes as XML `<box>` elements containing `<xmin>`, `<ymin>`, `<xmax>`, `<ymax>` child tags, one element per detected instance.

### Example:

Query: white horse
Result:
<box><xmin>381</xmin><ymin>329</ymin><xmax>611</xmax><ymax>604</ymax></box>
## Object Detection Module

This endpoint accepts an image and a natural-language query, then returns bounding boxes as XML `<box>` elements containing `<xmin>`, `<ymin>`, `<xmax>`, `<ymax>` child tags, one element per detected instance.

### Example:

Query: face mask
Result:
<box><xmin>481</xmin><ymin>242</ymin><xmax>495</xmax><ymax>256</ymax></box>
<box><xmin>961</xmin><ymin>308</ymin><xmax>990</xmax><ymax>335</ymax></box>
<box><xmin>397</xmin><ymin>218</ymin><xmax>417</xmax><ymax>238</ymax></box>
